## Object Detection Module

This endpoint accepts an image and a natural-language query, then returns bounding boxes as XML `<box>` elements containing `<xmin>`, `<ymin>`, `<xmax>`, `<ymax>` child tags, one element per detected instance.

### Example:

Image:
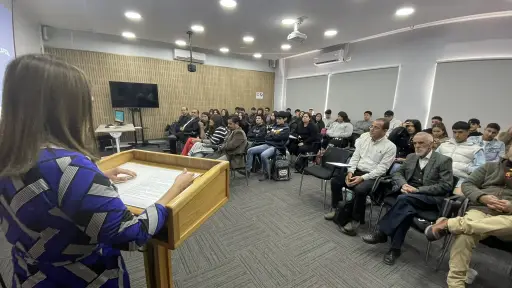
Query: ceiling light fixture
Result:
<box><xmin>121</xmin><ymin>31</ymin><xmax>136</xmax><ymax>39</ymax></box>
<box><xmin>281</xmin><ymin>18</ymin><xmax>296</xmax><ymax>25</ymax></box>
<box><xmin>220</xmin><ymin>47</ymin><xmax>230</xmax><ymax>53</ymax></box>
<box><xmin>281</xmin><ymin>44</ymin><xmax>291</xmax><ymax>50</ymax></box>
<box><xmin>243</xmin><ymin>36</ymin><xmax>255</xmax><ymax>43</ymax></box>
<box><xmin>124</xmin><ymin>11</ymin><xmax>142</xmax><ymax>21</ymax></box>
<box><xmin>191</xmin><ymin>25</ymin><xmax>205</xmax><ymax>32</ymax></box>
<box><xmin>395</xmin><ymin>7</ymin><xmax>415</xmax><ymax>16</ymax></box>
<box><xmin>253</xmin><ymin>53</ymin><xmax>262</xmax><ymax>58</ymax></box>
<box><xmin>219</xmin><ymin>0</ymin><xmax>237</xmax><ymax>9</ymax></box>
<box><xmin>175</xmin><ymin>40</ymin><xmax>187</xmax><ymax>46</ymax></box>
<box><xmin>324</xmin><ymin>29</ymin><xmax>338</xmax><ymax>37</ymax></box>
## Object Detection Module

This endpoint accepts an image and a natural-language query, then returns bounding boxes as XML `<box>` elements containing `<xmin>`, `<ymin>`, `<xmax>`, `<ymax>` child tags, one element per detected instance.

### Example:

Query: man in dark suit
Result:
<box><xmin>361</xmin><ymin>132</ymin><xmax>454</xmax><ymax>265</ymax></box>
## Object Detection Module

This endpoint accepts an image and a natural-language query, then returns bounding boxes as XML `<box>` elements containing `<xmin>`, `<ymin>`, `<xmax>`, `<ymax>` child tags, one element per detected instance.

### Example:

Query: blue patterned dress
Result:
<box><xmin>0</xmin><ymin>148</ymin><xmax>169</xmax><ymax>287</ymax></box>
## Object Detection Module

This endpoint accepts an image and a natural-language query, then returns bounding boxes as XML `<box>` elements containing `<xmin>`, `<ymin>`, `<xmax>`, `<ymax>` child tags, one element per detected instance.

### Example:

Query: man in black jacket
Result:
<box><xmin>169</xmin><ymin>109</ymin><xmax>200</xmax><ymax>154</ymax></box>
<box><xmin>361</xmin><ymin>132</ymin><xmax>453</xmax><ymax>265</ymax></box>
<box><xmin>245</xmin><ymin>111</ymin><xmax>290</xmax><ymax>181</ymax></box>
<box><xmin>247</xmin><ymin>115</ymin><xmax>267</xmax><ymax>147</ymax></box>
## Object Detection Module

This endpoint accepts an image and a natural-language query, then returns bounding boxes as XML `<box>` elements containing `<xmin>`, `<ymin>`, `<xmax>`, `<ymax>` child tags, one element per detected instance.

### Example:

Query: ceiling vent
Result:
<box><xmin>174</xmin><ymin>49</ymin><xmax>206</xmax><ymax>64</ymax></box>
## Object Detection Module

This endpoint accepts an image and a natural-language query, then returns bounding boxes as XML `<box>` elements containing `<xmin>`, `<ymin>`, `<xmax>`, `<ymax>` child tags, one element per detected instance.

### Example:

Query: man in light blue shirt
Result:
<box><xmin>468</xmin><ymin>123</ymin><xmax>506</xmax><ymax>163</ymax></box>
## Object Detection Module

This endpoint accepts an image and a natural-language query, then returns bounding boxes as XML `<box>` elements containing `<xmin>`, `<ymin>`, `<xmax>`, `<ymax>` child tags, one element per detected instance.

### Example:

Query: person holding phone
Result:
<box><xmin>0</xmin><ymin>55</ymin><xmax>196</xmax><ymax>287</ymax></box>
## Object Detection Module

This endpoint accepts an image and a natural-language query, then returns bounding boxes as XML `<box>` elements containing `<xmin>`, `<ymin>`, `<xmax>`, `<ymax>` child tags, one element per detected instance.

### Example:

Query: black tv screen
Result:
<box><xmin>109</xmin><ymin>81</ymin><xmax>159</xmax><ymax>108</ymax></box>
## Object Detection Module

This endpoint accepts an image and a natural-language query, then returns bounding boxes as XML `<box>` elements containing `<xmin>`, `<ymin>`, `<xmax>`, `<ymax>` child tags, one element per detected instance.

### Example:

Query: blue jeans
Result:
<box><xmin>246</xmin><ymin>144</ymin><xmax>275</xmax><ymax>173</ymax></box>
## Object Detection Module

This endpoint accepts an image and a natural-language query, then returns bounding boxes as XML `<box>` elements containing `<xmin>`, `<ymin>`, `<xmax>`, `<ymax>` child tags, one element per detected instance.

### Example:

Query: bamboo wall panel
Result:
<box><xmin>46</xmin><ymin>48</ymin><xmax>275</xmax><ymax>140</ymax></box>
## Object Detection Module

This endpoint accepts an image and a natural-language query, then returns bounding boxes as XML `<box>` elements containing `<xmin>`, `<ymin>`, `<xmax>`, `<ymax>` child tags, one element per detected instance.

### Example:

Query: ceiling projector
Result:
<box><xmin>287</xmin><ymin>17</ymin><xmax>307</xmax><ymax>43</ymax></box>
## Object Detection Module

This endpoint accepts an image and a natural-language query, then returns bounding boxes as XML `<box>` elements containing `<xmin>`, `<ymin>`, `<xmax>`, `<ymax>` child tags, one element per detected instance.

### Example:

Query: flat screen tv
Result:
<box><xmin>109</xmin><ymin>81</ymin><xmax>159</xmax><ymax>108</ymax></box>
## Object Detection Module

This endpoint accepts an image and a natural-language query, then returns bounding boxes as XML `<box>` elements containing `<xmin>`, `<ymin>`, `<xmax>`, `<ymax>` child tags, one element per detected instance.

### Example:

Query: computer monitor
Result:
<box><xmin>114</xmin><ymin>110</ymin><xmax>125</xmax><ymax>124</ymax></box>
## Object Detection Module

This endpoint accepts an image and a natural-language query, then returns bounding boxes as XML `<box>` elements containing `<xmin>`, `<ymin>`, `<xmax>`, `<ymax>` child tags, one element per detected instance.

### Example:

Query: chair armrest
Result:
<box><xmin>439</xmin><ymin>195</ymin><xmax>467</xmax><ymax>218</ymax></box>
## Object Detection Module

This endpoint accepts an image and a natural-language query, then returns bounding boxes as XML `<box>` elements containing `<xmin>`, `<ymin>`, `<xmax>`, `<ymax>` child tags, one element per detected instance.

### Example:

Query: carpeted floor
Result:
<box><xmin>1</xmin><ymin>156</ymin><xmax>512</xmax><ymax>287</ymax></box>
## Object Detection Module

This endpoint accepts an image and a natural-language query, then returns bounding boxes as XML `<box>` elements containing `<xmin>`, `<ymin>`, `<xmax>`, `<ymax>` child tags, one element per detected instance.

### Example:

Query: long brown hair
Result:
<box><xmin>0</xmin><ymin>54</ymin><xmax>97</xmax><ymax>176</ymax></box>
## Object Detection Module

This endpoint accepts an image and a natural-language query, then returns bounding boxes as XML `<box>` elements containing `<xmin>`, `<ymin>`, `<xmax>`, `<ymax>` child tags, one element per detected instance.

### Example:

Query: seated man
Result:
<box><xmin>425</xmin><ymin>144</ymin><xmax>512</xmax><ymax>288</ymax></box>
<box><xmin>169</xmin><ymin>109</ymin><xmax>200</xmax><ymax>154</ymax></box>
<box><xmin>423</xmin><ymin>116</ymin><xmax>443</xmax><ymax>134</ymax></box>
<box><xmin>244</xmin><ymin>111</ymin><xmax>290</xmax><ymax>181</ymax></box>
<box><xmin>352</xmin><ymin>111</ymin><xmax>373</xmax><ymax>136</ymax></box>
<box><xmin>209</xmin><ymin>117</ymin><xmax>247</xmax><ymax>170</ymax></box>
<box><xmin>361</xmin><ymin>132</ymin><xmax>453</xmax><ymax>265</ymax></box>
<box><xmin>469</xmin><ymin>123</ymin><xmax>506</xmax><ymax>163</ymax></box>
<box><xmin>384</xmin><ymin>110</ymin><xmax>402</xmax><ymax>136</ymax></box>
<box><xmin>247</xmin><ymin>115</ymin><xmax>267</xmax><ymax>147</ymax></box>
<box><xmin>325</xmin><ymin>118</ymin><xmax>396</xmax><ymax>236</ymax></box>
<box><xmin>468</xmin><ymin>118</ymin><xmax>483</xmax><ymax>137</ymax></box>
<box><xmin>437</xmin><ymin>121</ymin><xmax>485</xmax><ymax>194</ymax></box>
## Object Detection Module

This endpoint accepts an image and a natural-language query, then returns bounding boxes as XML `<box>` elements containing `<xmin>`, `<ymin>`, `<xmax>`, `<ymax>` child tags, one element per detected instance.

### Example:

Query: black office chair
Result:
<box><xmin>227</xmin><ymin>142</ymin><xmax>250</xmax><ymax>186</ymax></box>
<box><xmin>299</xmin><ymin>147</ymin><xmax>352</xmax><ymax>209</ymax></box>
<box><xmin>435</xmin><ymin>196</ymin><xmax>512</xmax><ymax>271</ymax></box>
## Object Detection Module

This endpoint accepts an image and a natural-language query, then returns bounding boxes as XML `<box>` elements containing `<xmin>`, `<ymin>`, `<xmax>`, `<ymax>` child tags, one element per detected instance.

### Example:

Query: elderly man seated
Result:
<box><xmin>361</xmin><ymin>132</ymin><xmax>453</xmax><ymax>265</ymax></box>
<box><xmin>426</xmin><ymin>144</ymin><xmax>512</xmax><ymax>288</ymax></box>
<box><xmin>324</xmin><ymin>118</ymin><xmax>396</xmax><ymax>236</ymax></box>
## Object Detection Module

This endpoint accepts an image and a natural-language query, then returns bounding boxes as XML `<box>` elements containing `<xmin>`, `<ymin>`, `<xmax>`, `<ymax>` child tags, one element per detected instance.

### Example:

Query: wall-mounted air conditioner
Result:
<box><xmin>173</xmin><ymin>49</ymin><xmax>206</xmax><ymax>64</ymax></box>
<box><xmin>314</xmin><ymin>43</ymin><xmax>350</xmax><ymax>66</ymax></box>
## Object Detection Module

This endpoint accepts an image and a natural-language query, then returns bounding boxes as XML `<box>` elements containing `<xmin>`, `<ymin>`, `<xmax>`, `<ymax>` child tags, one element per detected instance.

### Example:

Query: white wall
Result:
<box><xmin>279</xmin><ymin>17</ymin><xmax>512</xmax><ymax>124</ymax></box>
<box><xmin>12</xmin><ymin>1</ymin><xmax>43</xmax><ymax>55</ymax></box>
<box><xmin>44</xmin><ymin>27</ymin><xmax>274</xmax><ymax>73</ymax></box>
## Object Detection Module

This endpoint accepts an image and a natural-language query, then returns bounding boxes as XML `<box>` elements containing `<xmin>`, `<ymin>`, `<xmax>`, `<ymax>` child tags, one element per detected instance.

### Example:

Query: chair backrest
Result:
<box><xmin>321</xmin><ymin>147</ymin><xmax>352</xmax><ymax>169</ymax></box>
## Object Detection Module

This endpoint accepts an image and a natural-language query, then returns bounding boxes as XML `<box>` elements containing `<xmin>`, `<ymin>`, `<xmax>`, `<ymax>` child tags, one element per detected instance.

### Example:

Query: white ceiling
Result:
<box><xmin>16</xmin><ymin>0</ymin><xmax>512</xmax><ymax>59</ymax></box>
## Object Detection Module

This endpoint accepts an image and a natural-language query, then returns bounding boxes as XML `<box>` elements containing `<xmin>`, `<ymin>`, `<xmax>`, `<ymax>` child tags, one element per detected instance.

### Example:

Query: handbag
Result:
<box><xmin>333</xmin><ymin>200</ymin><xmax>353</xmax><ymax>228</ymax></box>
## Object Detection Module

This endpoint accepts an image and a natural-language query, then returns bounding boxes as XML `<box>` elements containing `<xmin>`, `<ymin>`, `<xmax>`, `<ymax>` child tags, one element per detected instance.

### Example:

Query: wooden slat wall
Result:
<box><xmin>45</xmin><ymin>48</ymin><xmax>275</xmax><ymax>140</ymax></box>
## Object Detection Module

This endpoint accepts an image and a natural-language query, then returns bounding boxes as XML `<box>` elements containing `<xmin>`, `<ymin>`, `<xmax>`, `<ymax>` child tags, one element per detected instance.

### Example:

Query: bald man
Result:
<box><xmin>362</xmin><ymin>132</ymin><xmax>454</xmax><ymax>265</ymax></box>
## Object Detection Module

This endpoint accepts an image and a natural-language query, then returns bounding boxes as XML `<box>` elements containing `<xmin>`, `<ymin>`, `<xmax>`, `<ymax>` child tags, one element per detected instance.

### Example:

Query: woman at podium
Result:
<box><xmin>0</xmin><ymin>55</ymin><xmax>195</xmax><ymax>287</ymax></box>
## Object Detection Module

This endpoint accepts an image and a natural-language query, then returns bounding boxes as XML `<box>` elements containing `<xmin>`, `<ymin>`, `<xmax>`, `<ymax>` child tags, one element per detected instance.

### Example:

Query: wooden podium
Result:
<box><xmin>97</xmin><ymin>150</ymin><xmax>230</xmax><ymax>287</ymax></box>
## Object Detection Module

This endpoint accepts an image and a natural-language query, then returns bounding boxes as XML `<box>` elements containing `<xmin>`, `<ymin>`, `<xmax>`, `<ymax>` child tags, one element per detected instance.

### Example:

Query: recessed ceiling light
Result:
<box><xmin>253</xmin><ymin>53</ymin><xmax>262</xmax><ymax>58</ymax></box>
<box><xmin>191</xmin><ymin>25</ymin><xmax>205</xmax><ymax>33</ymax></box>
<box><xmin>281</xmin><ymin>18</ymin><xmax>296</xmax><ymax>25</ymax></box>
<box><xmin>281</xmin><ymin>44</ymin><xmax>291</xmax><ymax>50</ymax></box>
<box><xmin>220</xmin><ymin>47</ymin><xmax>230</xmax><ymax>53</ymax></box>
<box><xmin>243</xmin><ymin>36</ymin><xmax>255</xmax><ymax>43</ymax></box>
<box><xmin>122</xmin><ymin>31</ymin><xmax>136</xmax><ymax>39</ymax></box>
<box><xmin>219</xmin><ymin>0</ymin><xmax>237</xmax><ymax>9</ymax></box>
<box><xmin>395</xmin><ymin>7</ymin><xmax>415</xmax><ymax>16</ymax></box>
<box><xmin>175</xmin><ymin>40</ymin><xmax>187</xmax><ymax>46</ymax></box>
<box><xmin>124</xmin><ymin>11</ymin><xmax>142</xmax><ymax>21</ymax></box>
<box><xmin>324</xmin><ymin>30</ymin><xmax>338</xmax><ymax>37</ymax></box>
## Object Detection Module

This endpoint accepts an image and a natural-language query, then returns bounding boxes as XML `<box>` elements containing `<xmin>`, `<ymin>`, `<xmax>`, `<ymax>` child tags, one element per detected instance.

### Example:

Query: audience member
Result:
<box><xmin>169</xmin><ymin>109</ymin><xmax>200</xmax><ymax>154</ymax></box>
<box><xmin>237</xmin><ymin>111</ymin><xmax>250</xmax><ymax>134</ymax></box>
<box><xmin>257</xmin><ymin>108</ymin><xmax>265</xmax><ymax>118</ymax></box>
<box><xmin>388</xmin><ymin>119</ymin><xmax>422</xmax><ymax>173</ymax></box>
<box><xmin>264</xmin><ymin>107</ymin><xmax>271</xmax><ymax>123</ymax></box>
<box><xmin>178</xmin><ymin>106</ymin><xmax>191</xmax><ymax>127</ymax></box>
<box><xmin>213</xmin><ymin>109</ymin><xmax>221</xmax><ymax>115</ymax></box>
<box><xmin>247</xmin><ymin>115</ymin><xmax>267</xmax><ymax>147</ymax></box>
<box><xmin>424</xmin><ymin>116</ymin><xmax>443</xmax><ymax>134</ymax></box>
<box><xmin>245</xmin><ymin>111</ymin><xmax>290</xmax><ymax>181</ymax></box>
<box><xmin>362</xmin><ymin>132</ymin><xmax>453</xmax><ymax>265</ymax></box>
<box><xmin>322</xmin><ymin>111</ymin><xmax>354</xmax><ymax>148</ymax></box>
<box><xmin>180</xmin><ymin>112</ymin><xmax>211</xmax><ymax>155</ymax></box>
<box><xmin>289</xmin><ymin>112</ymin><xmax>319</xmax><ymax>172</ymax></box>
<box><xmin>209</xmin><ymin>117</ymin><xmax>248</xmax><ymax>169</ymax></box>
<box><xmin>209</xmin><ymin>109</ymin><xmax>214</xmax><ymax>116</ymax></box>
<box><xmin>431</xmin><ymin>122</ymin><xmax>450</xmax><ymax>149</ymax></box>
<box><xmin>266</xmin><ymin>111</ymin><xmax>277</xmax><ymax>131</ymax></box>
<box><xmin>188</xmin><ymin>114</ymin><xmax>228</xmax><ymax>158</ymax></box>
<box><xmin>286</xmin><ymin>108</ymin><xmax>292</xmax><ymax>113</ymax></box>
<box><xmin>468</xmin><ymin>118</ymin><xmax>483</xmax><ymax>137</ymax></box>
<box><xmin>308</xmin><ymin>108</ymin><xmax>314</xmax><ymax>115</ymax></box>
<box><xmin>469</xmin><ymin>123</ymin><xmax>505</xmax><ymax>163</ymax></box>
<box><xmin>384</xmin><ymin>110</ymin><xmax>402</xmax><ymax>136</ymax></box>
<box><xmin>325</xmin><ymin>119</ymin><xmax>396</xmax><ymax>236</ymax></box>
<box><xmin>249</xmin><ymin>107</ymin><xmax>257</xmax><ymax>124</ymax></box>
<box><xmin>425</xmin><ymin>145</ymin><xmax>512</xmax><ymax>288</ymax></box>
<box><xmin>437</xmin><ymin>121</ymin><xmax>485</xmax><ymax>194</ymax></box>
<box><xmin>353</xmin><ymin>111</ymin><xmax>373</xmax><ymax>136</ymax></box>
<box><xmin>292</xmin><ymin>109</ymin><xmax>301</xmax><ymax>122</ymax></box>
<box><xmin>315</xmin><ymin>113</ymin><xmax>325</xmax><ymax>131</ymax></box>
<box><xmin>498</xmin><ymin>126</ymin><xmax>512</xmax><ymax>154</ymax></box>
<box><xmin>221</xmin><ymin>109</ymin><xmax>230</xmax><ymax>125</ymax></box>
<box><xmin>324</xmin><ymin>109</ymin><xmax>334</xmax><ymax>128</ymax></box>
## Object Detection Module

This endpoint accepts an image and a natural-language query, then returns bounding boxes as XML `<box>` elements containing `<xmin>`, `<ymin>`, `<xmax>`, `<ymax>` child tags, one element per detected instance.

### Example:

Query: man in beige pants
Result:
<box><xmin>426</xmin><ymin>145</ymin><xmax>512</xmax><ymax>288</ymax></box>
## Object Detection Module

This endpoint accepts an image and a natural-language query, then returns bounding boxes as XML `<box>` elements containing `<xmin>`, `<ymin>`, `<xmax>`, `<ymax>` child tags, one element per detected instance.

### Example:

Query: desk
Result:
<box><xmin>95</xmin><ymin>124</ymin><xmax>136</xmax><ymax>153</ymax></box>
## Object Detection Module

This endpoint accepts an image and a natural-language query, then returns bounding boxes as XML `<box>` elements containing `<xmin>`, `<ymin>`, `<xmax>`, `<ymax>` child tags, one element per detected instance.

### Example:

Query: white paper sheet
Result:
<box><xmin>325</xmin><ymin>162</ymin><xmax>352</xmax><ymax>167</ymax></box>
<box><xmin>115</xmin><ymin>162</ymin><xmax>200</xmax><ymax>209</ymax></box>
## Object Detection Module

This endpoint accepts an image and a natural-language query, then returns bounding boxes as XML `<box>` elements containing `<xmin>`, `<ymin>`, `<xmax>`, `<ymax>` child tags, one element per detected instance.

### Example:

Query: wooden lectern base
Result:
<box><xmin>144</xmin><ymin>241</ymin><xmax>173</xmax><ymax>288</ymax></box>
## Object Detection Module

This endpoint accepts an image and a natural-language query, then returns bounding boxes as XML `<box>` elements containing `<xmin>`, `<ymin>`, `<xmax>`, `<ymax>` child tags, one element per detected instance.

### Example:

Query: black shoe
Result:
<box><xmin>383</xmin><ymin>249</ymin><xmax>401</xmax><ymax>266</ymax></box>
<box><xmin>236</xmin><ymin>170</ymin><xmax>250</xmax><ymax>177</ymax></box>
<box><xmin>258</xmin><ymin>174</ymin><xmax>269</xmax><ymax>181</ymax></box>
<box><xmin>339</xmin><ymin>225</ymin><xmax>358</xmax><ymax>237</ymax></box>
<box><xmin>361</xmin><ymin>231</ymin><xmax>388</xmax><ymax>245</ymax></box>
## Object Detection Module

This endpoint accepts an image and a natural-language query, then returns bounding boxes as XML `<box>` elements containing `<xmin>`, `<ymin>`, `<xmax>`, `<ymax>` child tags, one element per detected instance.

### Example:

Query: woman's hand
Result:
<box><xmin>173</xmin><ymin>169</ymin><xmax>196</xmax><ymax>192</ymax></box>
<box><xmin>104</xmin><ymin>167</ymin><xmax>137</xmax><ymax>183</ymax></box>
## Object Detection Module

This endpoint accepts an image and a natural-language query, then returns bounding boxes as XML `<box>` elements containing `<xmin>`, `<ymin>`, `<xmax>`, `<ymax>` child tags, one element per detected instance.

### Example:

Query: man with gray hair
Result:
<box><xmin>362</xmin><ymin>132</ymin><xmax>454</xmax><ymax>265</ymax></box>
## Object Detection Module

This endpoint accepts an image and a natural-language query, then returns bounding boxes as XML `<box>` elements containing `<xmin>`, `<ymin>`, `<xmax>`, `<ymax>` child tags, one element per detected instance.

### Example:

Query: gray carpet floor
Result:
<box><xmin>1</xmin><ymin>159</ymin><xmax>512</xmax><ymax>287</ymax></box>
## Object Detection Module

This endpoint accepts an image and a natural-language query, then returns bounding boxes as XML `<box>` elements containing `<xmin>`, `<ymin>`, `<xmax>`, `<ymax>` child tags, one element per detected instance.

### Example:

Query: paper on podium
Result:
<box><xmin>115</xmin><ymin>162</ymin><xmax>201</xmax><ymax>209</ymax></box>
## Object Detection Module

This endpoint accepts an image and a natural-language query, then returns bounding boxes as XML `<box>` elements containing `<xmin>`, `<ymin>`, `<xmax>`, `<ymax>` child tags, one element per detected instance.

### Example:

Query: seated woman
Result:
<box><xmin>266</xmin><ymin>111</ymin><xmax>277</xmax><ymax>132</ymax></box>
<box><xmin>247</xmin><ymin>115</ymin><xmax>267</xmax><ymax>147</ymax></box>
<box><xmin>237</xmin><ymin>111</ymin><xmax>250</xmax><ymax>134</ymax></box>
<box><xmin>322</xmin><ymin>111</ymin><xmax>353</xmax><ymax>148</ymax></box>
<box><xmin>207</xmin><ymin>116</ymin><xmax>248</xmax><ymax>170</ymax></box>
<box><xmin>315</xmin><ymin>113</ymin><xmax>325</xmax><ymax>131</ymax></box>
<box><xmin>388</xmin><ymin>119</ymin><xmax>422</xmax><ymax>173</ymax></box>
<box><xmin>188</xmin><ymin>114</ymin><xmax>229</xmax><ymax>158</ymax></box>
<box><xmin>0</xmin><ymin>55</ymin><xmax>196</xmax><ymax>287</ymax></box>
<box><xmin>289</xmin><ymin>112</ymin><xmax>319</xmax><ymax>172</ymax></box>
<box><xmin>431</xmin><ymin>122</ymin><xmax>449</xmax><ymax>149</ymax></box>
<box><xmin>181</xmin><ymin>112</ymin><xmax>210</xmax><ymax>155</ymax></box>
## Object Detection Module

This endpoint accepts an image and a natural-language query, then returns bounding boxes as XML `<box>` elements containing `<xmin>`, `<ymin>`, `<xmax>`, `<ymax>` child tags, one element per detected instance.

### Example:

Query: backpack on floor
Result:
<box><xmin>272</xmin><ymin>153</ymin><xmax>291</xmax><ymax>181</ymax></box>
<box><xmin>333</xmin><ymin>200</ymin><xmax>353</xmax><ymax>228</ymax></box>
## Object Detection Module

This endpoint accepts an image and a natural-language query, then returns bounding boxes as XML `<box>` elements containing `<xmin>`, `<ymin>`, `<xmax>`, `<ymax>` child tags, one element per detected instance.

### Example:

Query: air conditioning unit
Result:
<box><xmin>314</xmin><ymin>44</ymin><xmax>350</xmax><ymax>66</ymax></box>
<box><xmin>173</xmin><ymin>49</ymin><xmax>206</xmax><ymax>64</ymax></box>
